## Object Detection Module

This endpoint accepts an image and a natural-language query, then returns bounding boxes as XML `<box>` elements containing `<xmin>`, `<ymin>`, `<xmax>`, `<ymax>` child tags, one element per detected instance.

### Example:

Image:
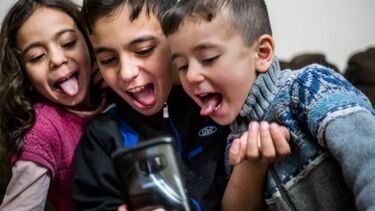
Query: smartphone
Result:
<box><xmin>112</xmin><ymin>136</ymin><xmax>191</xmax><ymax>211</ymax></box>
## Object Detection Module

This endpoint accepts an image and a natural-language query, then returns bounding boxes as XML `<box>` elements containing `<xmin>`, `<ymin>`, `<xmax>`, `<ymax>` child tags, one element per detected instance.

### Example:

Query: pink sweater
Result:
<box><xmin>14</xmin><ymin>102</ymin><xmax>91</xmax><ymax>211</ymax></box>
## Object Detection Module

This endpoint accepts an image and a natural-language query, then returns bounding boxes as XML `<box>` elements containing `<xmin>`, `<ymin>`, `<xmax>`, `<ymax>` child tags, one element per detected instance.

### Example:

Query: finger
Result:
<box><xmin>269</xmin><ymin>123</ymin><xmax>291</xmax><ymax>159</ymax></box>
<box><xmin>245</xmin><ymin>121</ymin><xmax>259</xmax><ymax>160</ymax></box>
<box><xmin>259</xmin><ymin>121</ymin><xmax>276</xmax><ymax>163</ymax></box>
<box><xmin>272</xmin><ymin>123</ymin><xmax>290</xmax><ymax>142</ymax></box>
<box><xmin>229</xmin><ymin>138</ymin><xmax>242</xmax><ymax>165</ymax></box>
<box><xmin>118</xmin><ymin>205</ymin><xmax>128</xmax><ymax>211</ymax></box>
<box><xmin>239</xmin><ymin>130</ymin><xmax>248</xmax><ymax>159</ymax></box>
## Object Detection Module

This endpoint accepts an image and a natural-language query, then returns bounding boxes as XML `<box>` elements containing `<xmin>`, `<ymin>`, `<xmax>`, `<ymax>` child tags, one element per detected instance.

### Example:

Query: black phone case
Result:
<box><xmin>112</xmin><ymin>136</ymin><xmax>191</xmax><ymax>211</ymax></box>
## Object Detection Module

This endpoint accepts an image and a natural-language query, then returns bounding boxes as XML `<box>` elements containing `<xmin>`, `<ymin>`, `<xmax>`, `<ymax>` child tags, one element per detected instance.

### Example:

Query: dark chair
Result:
<box><xmin>344</xmin><ymin>47</ymin><xmax>375</xmax><ymax>107</ymax></box>
<box><xmin>280</xmin><ymin>53</ymin><xmax>339</xmax><ymax>73</ymax></box>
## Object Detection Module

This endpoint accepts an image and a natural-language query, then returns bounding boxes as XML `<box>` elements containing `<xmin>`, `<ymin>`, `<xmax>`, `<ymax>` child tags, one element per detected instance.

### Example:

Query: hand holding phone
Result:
<box><xmin>112</xmin><ymin>136</ymin><xmax>191</xmax><ymax>211</ymax></box>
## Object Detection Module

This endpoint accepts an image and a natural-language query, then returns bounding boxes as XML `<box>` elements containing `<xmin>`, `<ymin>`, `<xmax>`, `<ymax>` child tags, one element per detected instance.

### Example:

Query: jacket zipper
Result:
<box><xmin>163</xmin><ymin>103</ymin><xmax>182</xmax><ymax>158</ymax></box>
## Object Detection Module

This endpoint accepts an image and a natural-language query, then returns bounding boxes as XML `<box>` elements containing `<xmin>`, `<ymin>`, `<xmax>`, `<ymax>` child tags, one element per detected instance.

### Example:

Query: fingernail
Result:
<box><xmin>231</xmin><ymin>139</ymin><xmax>239</xmax><ymax>153</ymax></box>
<box><xmin>260</xmin><ymin>121</ymin><xmax>269</xmax><ymax>130</ymax></box>
<box><xmin>249</xmin><ymin>121</ymin><xmax>259</xmax><ymax>131</ymax></box>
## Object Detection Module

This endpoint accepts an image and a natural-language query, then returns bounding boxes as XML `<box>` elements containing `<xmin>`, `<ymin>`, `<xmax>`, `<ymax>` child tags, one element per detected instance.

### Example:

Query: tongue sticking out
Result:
<box><xmin>59</xmin><ymin>77</ymin><xmax>79</xmax><ymax>96</ymax></box>
<box><xmin>200</xmin><ymin>94</ymin><xmax>221</xmax><ymax>116</ymax></box>
<box><xmin>132</xmin><ymin>85</ymin><xmax>156</xmax><ymax>107</ymax></box>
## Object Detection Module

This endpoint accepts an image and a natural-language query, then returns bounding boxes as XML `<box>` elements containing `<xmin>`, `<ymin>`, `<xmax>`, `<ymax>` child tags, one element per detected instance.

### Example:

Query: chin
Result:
<box><xmin>211</xmin><ymin>117</ymin><xmax>230</xmax><ymax>126</ymax></box>
<box><xmin>214</xmin><ymin>113</ymin><xmax>237</xmax><ymax>126</ymax></box>
<box><xmin>135</xmin><ymin>104</ymin><xmax>161</xmax><ymax>116</ymax></box>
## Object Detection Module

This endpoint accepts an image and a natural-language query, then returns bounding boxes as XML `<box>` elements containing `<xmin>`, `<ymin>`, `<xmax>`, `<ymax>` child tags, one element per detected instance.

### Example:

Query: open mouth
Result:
<box><xmin>198</xmin><ymin>92</ymin><xmax>223</xmax><ymax>116</ymax></box>
<box><xmin>54</xmin><ymin>71</ymin><xmax>79</xmax><ymax>96</ymax></box>
<box><xmin>127</xmin><ymin>83</ymin><xmax>156</xmax><ymax>108</ymax></box>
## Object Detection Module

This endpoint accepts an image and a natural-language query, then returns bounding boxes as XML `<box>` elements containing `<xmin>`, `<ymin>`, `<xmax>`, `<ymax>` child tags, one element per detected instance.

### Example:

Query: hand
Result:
<box><xmin>229</xmin><ymin>121</ymin><xmax>291</xmax><ymax>166</ymax></box>
<box><xmin>118</xmin><ymin>205</ymin><xmax>127</xmax><ymax>211</ymax></box>
<box><xmin>118</xmin><ymin>204</ymin><xmax>166</xmax><ymax>211</ymax></box>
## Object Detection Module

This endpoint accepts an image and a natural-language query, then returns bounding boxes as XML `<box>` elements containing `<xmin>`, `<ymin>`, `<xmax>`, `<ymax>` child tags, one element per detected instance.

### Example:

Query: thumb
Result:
<box><xmin>229</xmin><ymin>138</ymin><xmax>242</xmax><ymax>165</ymax></box>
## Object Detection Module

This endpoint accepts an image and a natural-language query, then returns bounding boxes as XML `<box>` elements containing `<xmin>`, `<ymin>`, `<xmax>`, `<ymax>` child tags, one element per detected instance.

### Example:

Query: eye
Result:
<box><xmin>62</xmin><ymin>40</ymin><xmax>77</xmax><ymax>48</ymax></box>
<box><xmin>177</xmin><ymin>64</ymin><xmax>188</xmax><ymax>71</ymax></box>
<box><xmin>99</xmin><ymin>56</ymin><xmax>117</xmax><ymax>65</ymax></box>
<box><xmin>174</xmin><ymin>57</ymin><xmax>188</xmax><ymax>71</ymax></box>
<box><xmin>135</xmin><ymin>46</ymin><xmax>155</xmax><ymax>56</ymax></box>
<box><xmin>29</xmin><ymin>53</ymin><xmax>45</xmax><ymax>63</ymax></box>
<box><xmin>201</xmin><ymin>55</ymin><xmax>220</xmax><ymax>64</ymax></box>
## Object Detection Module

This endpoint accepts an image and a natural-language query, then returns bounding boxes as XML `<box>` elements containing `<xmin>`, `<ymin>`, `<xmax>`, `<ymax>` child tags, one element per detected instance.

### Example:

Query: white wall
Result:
<box><xmin>267</xmin><ymin>0</ymin><xmax>375</xmax><ymax>71</ymax></box>
<box><xmin>0</xmin><ymin>0</ymin><xmax>15</xmax><ymax>24</ymax></box>
<box><xmin>1</xmin><ymin>0</ymin><xmax>375</xmax><ymax>72</ymax></box>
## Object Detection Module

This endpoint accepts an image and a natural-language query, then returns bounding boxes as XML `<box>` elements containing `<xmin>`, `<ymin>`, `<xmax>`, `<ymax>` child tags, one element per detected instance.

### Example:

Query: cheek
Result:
<box><xmin>179</xmin><ymin>72</ymin><xmax>187</xmax><ymax>84</ymax></box>
<box><xmin>180</xmin><ymin>76</ymin><xmax>192</xmax><ymax>93</ymax></box>
<box><xmin>151</xmin><ymin>53</ymin><xmax>174</xmax><ymax>83</ymax></box>
<box><xmin>76</xmin><ymin>49</ymin><xmax>91</xmax><ymax>69</ymax></box>
<box><xmin>24</xmin><ymin>66</ymin><xmax>45</xmax><ymax>86</ymax></box>
<box><xmin>221</xmin><ymin>59</ymin><xmax>254</xmax><ymax>86</ymax></box>
<box><xmin>100</xmin><ymin>69</ymin><xmax>116</xmax><ymax>87</ymax></box>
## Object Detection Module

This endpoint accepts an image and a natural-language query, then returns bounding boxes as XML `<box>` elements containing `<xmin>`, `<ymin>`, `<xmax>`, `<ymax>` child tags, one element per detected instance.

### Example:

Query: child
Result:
<box><xmin>0</xmin><ymin>0</ymin><xmax>103</xmax><ymax>210</ymax></box>
<box><xmin>161</xmin><ymin>0</ymin><xmax>375</xmax><ymax>210</ymax></box>
<box><xmin>73</xmin><ymin>0</ymin><xmax>291</xmax><ymax>210</ymax></box>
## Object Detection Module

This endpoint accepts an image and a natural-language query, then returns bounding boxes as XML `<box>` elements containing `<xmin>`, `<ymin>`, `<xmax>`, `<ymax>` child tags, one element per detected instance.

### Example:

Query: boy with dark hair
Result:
<box><xmin>161</xmin><ymin>0</ymin><xmax>375</xmax><ymax>210</ymax></box>
<box><xmin>73</xmin><ymin>0</ymin><xmax>291</xmax><ymax>210</ymax></box>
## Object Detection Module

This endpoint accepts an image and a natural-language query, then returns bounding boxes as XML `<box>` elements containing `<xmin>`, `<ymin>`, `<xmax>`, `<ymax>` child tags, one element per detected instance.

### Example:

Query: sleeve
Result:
<box><xmin>325</xmin><ymin>111</ymin><xmax>375</xmax><ymax>211</ymax></box>
<box><xmin>0</xmin><ymin>160</ymin><xmax>50</xmax><ymax>211</ymax></box>
<box><xmin>19</xmin><ymin>112</ymin><xmax>61</xmax><ymax>178</ymax></box>
<box><xmin>72</xmin><ymin>123</ymin><xmax>125</xmax><ymax>211</ymax></box>
<box><xmin>290</xmin><ymin>65</ymin><xmax>374</xmax><ymax>146</ymax></box>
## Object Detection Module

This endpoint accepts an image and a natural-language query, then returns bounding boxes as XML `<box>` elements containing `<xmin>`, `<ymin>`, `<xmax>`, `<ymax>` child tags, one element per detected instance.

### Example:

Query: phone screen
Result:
<box><xmin>112</xmin><ymin>136</ymin><xmax>191</xmax><ymax>211</ymax></box>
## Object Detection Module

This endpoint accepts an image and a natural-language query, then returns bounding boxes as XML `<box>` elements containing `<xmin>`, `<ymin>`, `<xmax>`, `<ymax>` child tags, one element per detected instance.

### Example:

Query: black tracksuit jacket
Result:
<box><xmin>73</xmin><ymin>86</ymin><xmax>230</xmax><ymax>211</ymax></box>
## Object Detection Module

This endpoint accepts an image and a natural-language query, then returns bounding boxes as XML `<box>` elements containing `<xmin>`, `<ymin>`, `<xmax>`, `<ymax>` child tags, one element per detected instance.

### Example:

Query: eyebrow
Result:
<box><xmin>21</xmin><ymin>29</ymin><xmax>76</xmax><ymax>55</ymax></box>
<box><xmin>94</xmin><ymin>35</ymin><xmax>158</xmax><ymax>55</ymax></box>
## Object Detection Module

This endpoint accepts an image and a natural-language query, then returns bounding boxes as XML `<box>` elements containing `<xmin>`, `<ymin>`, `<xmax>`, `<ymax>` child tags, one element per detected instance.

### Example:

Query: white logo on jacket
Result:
<box><xmin>198</xmin><ymin>126</ymin><xmax>218</xmax><ymax>137</ymax></box>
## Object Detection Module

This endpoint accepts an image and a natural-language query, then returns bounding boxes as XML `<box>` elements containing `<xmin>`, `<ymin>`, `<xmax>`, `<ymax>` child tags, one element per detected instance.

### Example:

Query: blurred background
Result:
<box><xmin>1</xmin><ymin>0</ymin><xmax>374</xmax><ymax>72</ymax></box>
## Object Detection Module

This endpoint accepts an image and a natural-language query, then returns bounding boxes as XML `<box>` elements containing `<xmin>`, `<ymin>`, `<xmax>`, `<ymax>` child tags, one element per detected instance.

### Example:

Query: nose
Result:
<box><xmin>185</xmin><ymin>62</ymin><xmax>205</xmax><ymax>84</ymax></box>
<box><xmin>49</xmin><ymin>46</ymin><xmax>68</xmax><ymax>70</ymax></box>
<box><xmin>119</xmin><ymin>57</ymin><xmax>139</xmax><ymax>83</ymax></box>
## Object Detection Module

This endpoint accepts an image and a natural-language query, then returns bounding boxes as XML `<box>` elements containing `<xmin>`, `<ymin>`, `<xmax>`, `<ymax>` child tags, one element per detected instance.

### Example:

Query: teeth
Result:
<box><xmin>198</xmin><ymin>93</ymin><xmax>208</xmax><ymax>98</ymax></box>
<box><xmin>58</xmin><ymin>74</ymin><xmax>74</xmax><ymax>83</ymax></box>
<box><xmin>54</xmin><ymin>73</ymin><xmax>75</xmax><ymax>88</ymax></box>
<box><xmin>128</xmin><ymin>85</ymin><xmax>146</xmax><ymax>93</ymax></box>
<box><xmin>214</xmin><ymin>103</ymin><xmax>221</xmax><ymax>111</ymax></box>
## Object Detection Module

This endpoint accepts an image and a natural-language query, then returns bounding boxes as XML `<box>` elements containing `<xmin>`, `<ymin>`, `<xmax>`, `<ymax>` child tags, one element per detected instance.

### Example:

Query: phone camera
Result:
<box><xmin>138</xmin><ymin>155</ymin><xmax>166</xmax><ymax>175</ymax></box>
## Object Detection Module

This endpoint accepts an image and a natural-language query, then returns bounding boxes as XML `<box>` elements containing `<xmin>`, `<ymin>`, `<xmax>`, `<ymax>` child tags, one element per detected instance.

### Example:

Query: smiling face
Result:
<box><xmin>89</xmin><ymin>5</ymin><xmax>174</xmax><ymax>116</ymax></box>
<box><xmin>17</xmin><ymin>6</ymin><xmax>91</xmax><ymax>107</ymax></box>
<box><xmin>167</xmin><ymin>14</ymin><xmax>273</xmax><ymax>125</ymax></box>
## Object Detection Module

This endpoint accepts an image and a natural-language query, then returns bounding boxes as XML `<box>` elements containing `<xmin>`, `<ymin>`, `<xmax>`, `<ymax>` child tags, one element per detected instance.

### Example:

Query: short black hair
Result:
<box><xmin>161</xmin><ymin>0</ymin><xmax>272</xmax><ymax>46</ymax></box>
<box><xmin>81</xmin><ymin>0</ymin><xmax>177</xmax><ymax>34</ymax></box>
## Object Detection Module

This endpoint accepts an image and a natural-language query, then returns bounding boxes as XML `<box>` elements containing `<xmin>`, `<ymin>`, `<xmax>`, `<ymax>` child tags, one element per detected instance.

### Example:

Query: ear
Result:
<box><xmin>254</xmin><ymin>34</ymin><xmax>275</xmax><ymax>73</ymax></box>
